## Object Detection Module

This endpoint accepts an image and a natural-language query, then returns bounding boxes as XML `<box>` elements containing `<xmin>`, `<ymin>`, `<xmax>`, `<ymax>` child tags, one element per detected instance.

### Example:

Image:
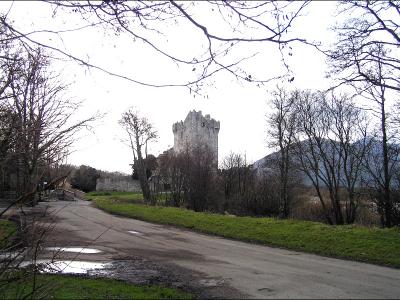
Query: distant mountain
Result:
<box><xmin>252</xmin><ymin>149</ymin><xmax>279</xmax><ymax>174</ymax></box>
<box><xmin>253</xmin><ymin>137</ymin><xmax>400</xmax><ymax>187</ymax></box>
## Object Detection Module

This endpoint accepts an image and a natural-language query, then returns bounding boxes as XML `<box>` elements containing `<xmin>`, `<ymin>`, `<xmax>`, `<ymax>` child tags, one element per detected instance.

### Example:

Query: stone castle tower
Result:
<box><xmin>172</xmin><ymin>110</ymin><xmax>220</xmax><ymax>163</ymax></box>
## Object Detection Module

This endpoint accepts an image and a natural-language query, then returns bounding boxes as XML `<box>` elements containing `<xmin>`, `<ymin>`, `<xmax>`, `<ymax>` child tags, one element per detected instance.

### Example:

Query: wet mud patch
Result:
<box><xmin>119</xmin><ymin>247</ymin><xmax>227</xmax><ymax>266</ymax></box>
<box><xmin>98</xmin><ymin>256</ymin><xmax>247</xmax><ymax>299</ymax></box>
<box><xmin>19</xmin><ymin>255</ymin><xmax>245</xmax><ymax>298</ymax></box>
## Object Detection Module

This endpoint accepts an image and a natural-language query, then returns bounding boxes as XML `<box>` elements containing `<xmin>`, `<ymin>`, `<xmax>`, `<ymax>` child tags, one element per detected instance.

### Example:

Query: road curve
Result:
<box><xmin>33</xmin><ymin>200</ymin><xmax>400</xmax><ymax>299</ymax></box>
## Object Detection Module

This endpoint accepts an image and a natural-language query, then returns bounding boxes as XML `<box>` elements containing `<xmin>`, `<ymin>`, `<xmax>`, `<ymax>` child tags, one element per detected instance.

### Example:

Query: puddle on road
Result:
<box><xmin>21</xmin><ymin>259</ymin><xmax>111</xmax><ymax>275</ymax></box>
<box><xmin>128</xmin><ymin>230</ymin><xmax>142</xmax><ymax>235</ymax></box>
<box><xmin>44</xmin><ymin>247</ymin><xmax>102</xmax><ymax>254</ymax></box>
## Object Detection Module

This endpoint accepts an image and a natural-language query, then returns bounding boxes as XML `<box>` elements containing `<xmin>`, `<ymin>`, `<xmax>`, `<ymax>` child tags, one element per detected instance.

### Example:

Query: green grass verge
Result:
<box><xmin>93</xmin><ymin>193</ymin><xmax>400</xmax><ymax>268</ymax></box>
<box><xmin>0</xmin><ymin>219</ymin><xmax>17</xmax><ymax>249</ymax></box>
<box><xmin>86</xmin><ymin>191</ymin><xmax>144</xmax><ymax>204</ymax></box>
<box><xmin>1</xmin><ymin>273</ymin><xmax>191</xmax><ymax>299</ymax></box>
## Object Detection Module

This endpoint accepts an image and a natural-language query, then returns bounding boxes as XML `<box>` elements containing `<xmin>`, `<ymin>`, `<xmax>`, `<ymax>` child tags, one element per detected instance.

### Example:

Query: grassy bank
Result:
<box><xmin>86</xmin><ymin>191</ymin><xmax>144</xmax><ymax>204</ymax></box>
<box><xmin>0</xmin><ymin>219</ymin><xmax>17</xmax><ymax>249</ymax></box>
<box><xmin>2</xmin><ymin>274</ymin><xmax>191</xmax><ymax>299</ymax></box>
<box><xmin>92</xmin><ymin>192</ymin><xmax>400</xmax><ymax>268</ymax></box>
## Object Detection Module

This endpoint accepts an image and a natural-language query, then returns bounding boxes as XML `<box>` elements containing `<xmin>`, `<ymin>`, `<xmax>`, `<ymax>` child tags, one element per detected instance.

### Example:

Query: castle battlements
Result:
<box><xmin>172</xmin><ymin>110</ymin><xmax>220</xmax><ymax>133</ymax></box>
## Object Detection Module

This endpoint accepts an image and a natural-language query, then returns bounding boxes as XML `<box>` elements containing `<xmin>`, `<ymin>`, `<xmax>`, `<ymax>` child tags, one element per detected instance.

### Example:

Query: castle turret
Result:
<box><xmin>172</xmin><ymin>110</ymin><xmax>220</xmax><ymax>165</ymax></box>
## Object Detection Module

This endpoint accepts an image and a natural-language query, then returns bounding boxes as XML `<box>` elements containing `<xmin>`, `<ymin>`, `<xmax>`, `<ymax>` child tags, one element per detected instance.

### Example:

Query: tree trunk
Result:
<box><xmin>333</xmin><ymin>193</ymin><xmax>344</xmax><ymax>225</ymax></box>
<box><xmin>345</xmin><ymin>192</ymin><xmax>357</xmax><ymax>224</ymax></box>
<box><xmin>135</xmin><ymin>139</ymin><xmax>152</xmax><ymax>204</ymax></box>
<box><xmin>280</xmin><ymin>150</ymin><xmax>290</xmax><ymax>218</ymax></box>
<box><xmin>381</xmin><ymin>99</ymin><xmax>392</xmax><ymax>227</ymax></box>
<box><xmin>315</xmin><ymin>186</ymin><xmax>333</xmax><ymax>225</ymax></box>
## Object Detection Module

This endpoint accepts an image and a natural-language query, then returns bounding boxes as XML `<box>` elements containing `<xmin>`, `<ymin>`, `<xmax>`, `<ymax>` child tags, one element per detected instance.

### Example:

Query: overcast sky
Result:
<box><xmin>1</xmin><ymin>1</ymin><xmax>340</xmax><ymax>174</ymax></box>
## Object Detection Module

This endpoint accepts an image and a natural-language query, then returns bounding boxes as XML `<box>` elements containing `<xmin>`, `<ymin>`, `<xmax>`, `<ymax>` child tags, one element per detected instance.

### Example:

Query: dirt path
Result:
<box><xmin>26</xmin><ymin>200</ymin><xmax>400</xmax><ymax>299</ymax></box>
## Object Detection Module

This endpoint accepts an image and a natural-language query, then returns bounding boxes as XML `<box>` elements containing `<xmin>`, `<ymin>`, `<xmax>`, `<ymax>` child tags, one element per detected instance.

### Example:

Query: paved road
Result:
<box><xmin>30</xmin><ymin>200</ymin><xmax>400</xmax><ymax>299</ymax></box>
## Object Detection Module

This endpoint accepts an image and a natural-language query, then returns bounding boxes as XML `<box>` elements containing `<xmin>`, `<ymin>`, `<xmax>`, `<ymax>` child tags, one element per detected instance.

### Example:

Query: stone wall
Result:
<box><xmin>96</xmin><ymin>177</ymin><xmax>142</xmax><ymax>192</ymax></box>
<box><xmin>172</xmin><ymin>110</ymin><xmax>220</xmax><ymax>164</ymax></box>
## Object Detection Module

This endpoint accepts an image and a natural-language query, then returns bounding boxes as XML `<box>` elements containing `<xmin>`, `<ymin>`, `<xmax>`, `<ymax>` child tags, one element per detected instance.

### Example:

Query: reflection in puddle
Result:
<box><xmin>45</xmin><ymin>247</ymin><xmax>102</xmax><ymax>254</ymax></box>
<box><xmin>128</xmin><ymin>230</ymin><xmax>142</xmax><ymax>235</ymax></box>
<box><xmin>21</xmin><ymin>260</ymin><xmax>110</xmax><ymax>274</ymax></box>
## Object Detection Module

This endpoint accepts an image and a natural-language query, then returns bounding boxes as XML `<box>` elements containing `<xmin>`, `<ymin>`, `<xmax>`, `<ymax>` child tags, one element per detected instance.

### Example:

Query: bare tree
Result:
<box><xmin>181</xmin><ymin>143</ymin><xmax>217</xmax><ymax>212</ymax></box>
<box><xmin>221</xmin><ymin>152</ymin><xmax>242</xmax><ymax>204</ymax></box>
<box><xmin>119</xmin><ymin>108</ymin><xmax>157</xmax><ymax>204</ymax></box>
<box><xmin>357</xmin><ymin>71</ymin><xmax>400</xmax><ymax>227</ymax></box>
<box><xmin>0</xmin><ymin>17</ymin><xmax>100</xmax><ymax>300</ymax></box>
<box><xmin>0</xmin><ymin>43</ymin><xmax>97</xmax><ymax>206</ymax></box>
<box><xmin>220</xmin><ymin>152</ymin><xmax>252</xmax><ymax>213</ymax></box>
<box><xmin>293</xmin><ymin>90</ymin><xmax>368</xmax><ymax>225</ymax></box>
<box><xmin>5</xmin><ymin>49</ymin><xmax>95</xmax><ymax>204</ymax></box>
<box><xmin>327</xmin><ymin>93</ymin><xmax>369</xmax><ymax>224</ymax></box>
<box><xmin>0</xmin><ymin>1</ymin><xmax>311</xmax><ymax>94</ymax></box>
<box><xmin>327</xmin><ymin>1</ymin><xmax>400</xmax><ymax>92</ymax></box>
<box><xmin>158</xmin><ymin>149</ymin><xmax>186</xmax><ymax>207</ymax></box>
<box><xmin>326</xmin><ymin>1</ymin><xmax>400</xmax><ymax>227</ymax></box>
<box><xmin>159</xmin><ymin>143</ymin><xmax>218</xmax><ymax>211</ymax></box>
<box><xmin>221</xmin><ymin>152</ymin><xmax>283</xmax><ymax>216</ymax></box>
<box><xmin>267</xmin><ymin>86</ymin><xmax>298</xmax><ymax>218</ymax></box>
<box><xmin>0</xmin><ymin>104</ymin><xmax>16</xmax><ymax>195</ymax></box>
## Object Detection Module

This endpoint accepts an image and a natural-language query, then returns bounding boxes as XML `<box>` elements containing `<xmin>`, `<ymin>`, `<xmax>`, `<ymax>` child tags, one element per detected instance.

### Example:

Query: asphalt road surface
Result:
<box><xmin>26</xmin><ymin>200</ymin><xmax>400</xmax><ymax>299</ymax></box>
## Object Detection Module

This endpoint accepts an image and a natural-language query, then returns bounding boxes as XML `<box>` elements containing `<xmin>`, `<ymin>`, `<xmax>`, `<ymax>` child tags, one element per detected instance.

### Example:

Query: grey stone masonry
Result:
<box><xmin>172</xmin><ymin>110</ymin><xmax>220</xmax><ymax>164</ymax></box>
<box><xmin>96</xmin><ymin>177</ymin><xmax>142</xmax><ymax>192</ymax></box>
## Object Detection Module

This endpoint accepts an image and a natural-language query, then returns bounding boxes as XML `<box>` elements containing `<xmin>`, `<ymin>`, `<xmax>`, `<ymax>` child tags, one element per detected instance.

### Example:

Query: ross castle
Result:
<box><xmin>96</xmin><ymin>110</ymin><xmax>220</xmax><ymax>192</ymax></box>
<box><xmin>172</xmin><ymin>110</ymin><xmax>220</xmax><ymax>164</ymax></box>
